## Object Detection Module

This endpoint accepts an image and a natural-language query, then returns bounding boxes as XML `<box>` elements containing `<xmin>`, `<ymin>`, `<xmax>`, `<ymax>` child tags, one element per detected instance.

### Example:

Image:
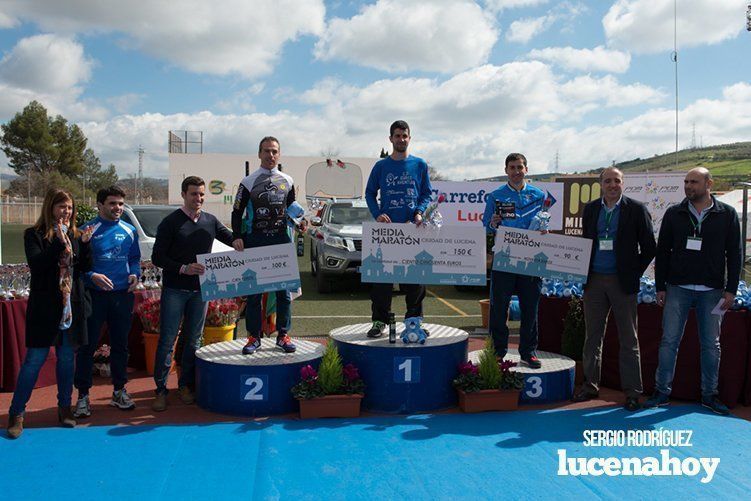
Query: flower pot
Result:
<box><xmin>479</xmin><ymin>299</ymin><xmax>490</xmax><ymax>328</ymax></box>
<box><xmin>298</xmin><ymin>393</ymin><xmax>363</xmax><ymax>419</ymax></box>
<box><xmin>142</xmin><ymin>331</ymin><xmax>176</xmax><ymax>376</ymax></box>
<box><xmin>457</xmin><ymin>388</ymin><xmax>520</xmax><ymax>413</ymax></box>
<box><xmin>202</xmin><ymin>324</ymin><xmax>236</xmax><ymax>346</ymax></box>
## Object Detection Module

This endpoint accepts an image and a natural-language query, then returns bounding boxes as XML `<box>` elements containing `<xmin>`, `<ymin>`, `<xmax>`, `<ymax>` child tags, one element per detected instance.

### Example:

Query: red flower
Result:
<box><xmin>458</xmin><ymin>361</ymin><xmax>478</xmax><ymax>375</ymax></box>
<box><xmin>300</xmin><ymin>365</ymin><xmax>318</xmax><ymax>381</ymax></box>
<box><xmin>342</xmin><ymin>363</ymin><xmax>360</xmax><ymax>382</ymax></box>
<box><xmin>500</xmin><ymin>360</ymin><xmax>517</xmax><ymax>372</ymax></box>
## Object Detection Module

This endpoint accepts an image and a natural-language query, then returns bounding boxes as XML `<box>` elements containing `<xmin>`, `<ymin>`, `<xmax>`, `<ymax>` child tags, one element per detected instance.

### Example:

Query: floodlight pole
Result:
<box><xmin>738</xmin><ymin>182</ymin><xmax>751</xmax><ymax>281</ymax></box>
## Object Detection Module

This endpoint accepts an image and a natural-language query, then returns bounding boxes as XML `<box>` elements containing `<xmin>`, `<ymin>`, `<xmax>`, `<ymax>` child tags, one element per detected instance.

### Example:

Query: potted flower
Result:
<box><xmin>454</xmin><ymin>337</ymin><xmax>524</xmax><ymax>412</ymax></box>
<box><xmin>292</xmin><ymin>340</ymin><xmax>365</xmax><ymax>419</ymax></box>
<box><xmin>203</xmin><ymin>297</ymin><xmax>244</xmax><ymax>345</ymax></box>
<box><xmin>136</xmin><ymin>295</ymin><xmax>169</xmax><ymax>376</ymax></box>
<box><xmin>93</xmin><ymin>344</ymin><xmax>111</xmax><ymax>377</ymax></box>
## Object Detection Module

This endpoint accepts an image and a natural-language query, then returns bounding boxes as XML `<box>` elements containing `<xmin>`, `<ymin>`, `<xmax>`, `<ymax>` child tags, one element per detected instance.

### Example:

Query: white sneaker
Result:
<box><xmin>110</xmin><ymin>389</ymin><xmax>136</xmax><ymax>410</ymax></box>
<box><xmin>73</xmin><ymin>395</ymin><xmax>91</xmax><ymax>418</ymax></box>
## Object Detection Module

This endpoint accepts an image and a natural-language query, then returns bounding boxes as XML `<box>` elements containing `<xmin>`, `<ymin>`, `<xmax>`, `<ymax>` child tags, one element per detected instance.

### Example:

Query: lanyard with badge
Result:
<box><xmin>599</xmin><ymin>207</ymin><xmax>615</xmax><ymax>251</ymax></box>
<box><xmin>686</xmin><ymin>213</ymin><xmax>703</xmax><ymax>251</ymax></box>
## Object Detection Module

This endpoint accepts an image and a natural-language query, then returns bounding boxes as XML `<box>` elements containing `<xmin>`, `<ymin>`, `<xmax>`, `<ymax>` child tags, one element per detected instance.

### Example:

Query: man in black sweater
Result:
<box><xmin>151</xmin><ymin>176</ymin><xmax>234</xmax><ymax>412</ymax></box>
<box><xmin>645</xmin><ymin>167</ymin><xmax>742</xmax><ymax>415</ymax></box>
<box><xmin>572</xmin><ymin>167</ymin><xmax>656</xmax><ymax>411</ymax></box>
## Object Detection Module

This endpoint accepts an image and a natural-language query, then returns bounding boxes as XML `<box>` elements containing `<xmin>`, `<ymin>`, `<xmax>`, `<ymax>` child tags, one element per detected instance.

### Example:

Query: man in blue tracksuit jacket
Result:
<box><xmin>364</xmin><ymin>120</ymin><xmax>432</xmax><ymax>338</ymax></box>
<box><xmin>482</xmin><ymin>153</ymin><xmax>546</xmax><ymax>368</ymax></box>
<box><xmin>74</xmin><ymin>185</ymin><xmax>141</xmax><ymax>417</ymax></box>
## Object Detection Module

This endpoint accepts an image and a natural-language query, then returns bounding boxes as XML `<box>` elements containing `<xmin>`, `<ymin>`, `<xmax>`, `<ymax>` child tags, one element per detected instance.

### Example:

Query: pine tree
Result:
<box><xmin>318</xmin><ymin>340</ymin><xmax>344</xmax><ymax>395</ymax></box>
<box><xmin>478</xmin><ymin>336</ymin><xmax>501</xmax><ymax>390</ymax></box>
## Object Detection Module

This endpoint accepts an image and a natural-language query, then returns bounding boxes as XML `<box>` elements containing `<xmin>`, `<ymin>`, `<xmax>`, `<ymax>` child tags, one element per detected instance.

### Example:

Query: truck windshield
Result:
<box><xmin>327</xmin><ymin>206</ymin><xmax>371</xmax><ymax>225</ymax></box>
<box><xmin>132</xmin><ymin>207</ymin><xmax>176</xmax><ymax>237</ymax></box>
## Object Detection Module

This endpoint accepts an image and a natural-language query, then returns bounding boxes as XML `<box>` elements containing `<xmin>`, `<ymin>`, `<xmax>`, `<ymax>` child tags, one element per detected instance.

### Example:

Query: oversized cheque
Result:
<box><xmin>197</xmin><ymin>243</ymin><xmax>301</xmax><ymax>301</ymax></box>
<box><xmin>361</xmin><ymin>222</ymin><xmax>486</xmax><ymax>286</ymax></box>
<box><xmin>492</xmin><ymin>227</ymin><xmax>592</xmax><ymax>283</ymax></box>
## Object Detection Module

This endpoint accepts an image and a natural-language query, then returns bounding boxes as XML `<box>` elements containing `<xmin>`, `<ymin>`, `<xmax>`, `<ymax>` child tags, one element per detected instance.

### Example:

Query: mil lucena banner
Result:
<box><xmin>361</xmin><ymin>222</ymin><xmax>487</xmax><ymax>286</ymax></box>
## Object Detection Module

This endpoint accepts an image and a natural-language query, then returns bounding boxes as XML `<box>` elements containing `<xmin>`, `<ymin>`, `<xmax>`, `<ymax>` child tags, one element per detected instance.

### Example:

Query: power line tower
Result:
<box><xmin>137</xmin><ymin>145</ymin><xmax>144</xmax><ymax>204</ymax></box>
<box><xmin>691</xmin><ymin>122</ymin><xmax>696</xmax><ymax>150</ymax></box>
<box><xmin>554</xmin><ymin>150</ymin><xmax>559</xmax><ymax>174</ymax></box>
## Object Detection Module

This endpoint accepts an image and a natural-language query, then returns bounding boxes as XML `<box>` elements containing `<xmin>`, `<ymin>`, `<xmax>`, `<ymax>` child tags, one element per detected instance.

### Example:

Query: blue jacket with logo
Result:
<box><xmin>482</xmin><ymin>183</ymin><xmax>546</xmax><ymax>232</ymax></box>
<box><xmin>81</xmin><ymin>216</ymin><xmax>141</xmax><ymax>291</ymax></box>
<box><xmin>365</xmin><ymin>155</ymin><xmax>432</xmax><ymax>223</ymax></box>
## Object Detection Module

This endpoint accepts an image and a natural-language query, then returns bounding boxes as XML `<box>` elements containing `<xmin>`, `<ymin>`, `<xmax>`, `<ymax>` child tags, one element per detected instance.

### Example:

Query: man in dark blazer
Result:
<box><xmin>572</xmin><ymin>167</ymin><xmax>656</xmax><ymax>410</ymax></box>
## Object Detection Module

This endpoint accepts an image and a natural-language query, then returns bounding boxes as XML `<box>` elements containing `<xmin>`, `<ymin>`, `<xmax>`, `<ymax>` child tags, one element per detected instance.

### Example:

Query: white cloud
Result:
<box><xmin>506</xmin><ymin>15</ymin><xmax>553</xmax><ymax>43</ymax></box>
<box><xmin>505</xmin><ymin>2</ymin><xmax>585</xmax><ymax>44</ymax></box>
<box><xmin>560</xmin><ymin>75</ymin><xmax>665</xmax><ymax>108</ymax></box>
<box><xmin>483</xmin><ymin>0</ymin><xmax>549</xmax><ymax>11</ymax></box>
<box><xmin>0</xmin><ymin>34</ymin><xmax>93</xmax><ymax>94</ymax></box>
<box><xmin>106</xmin><ymin>93</ymin><xmax>145</xmax><ymax>114</ymax></box>
<box><xmin>603</xmin><ymin>0</ymin><xmax>745</xmax><ymax>54</ymax></box>
<box><xmin>526</xmin><ymin>46</ymin><xmax>631</xmax><ymax>73</ymax></box>
<box><xmin>0</xmin><ymin>0</ymin><xmax>325</xmax><ymax>79</ymax></box>
<box><xmin>0</xmin><ymin>34</ymin><xmax>107</xmax><ymax>121</ymax></box>
<box><xmin>46</xmin><ymin>76</ymin><xmax>748</xmax><ymax>181</ymax></box>
<box><xmin>483</xmin><ymin>0</ymin><xmax>548</xmax><ymax>11</ymax></box>
<box><xmin>78</xmin><ymin>110</ymin><xmax>339</xmax><ymax>177</ymax></box>
<box><xmin>314</xmin><ymin>0</ymin><xmax>499</xmax><ymax>73</ymax></box>
<box><xmin>0</xmin><ymin>10</ymin><xmax>16</xmax><ymax>27</ymax></box>
<box><xmin>73</xmin><ymin>62</ymin><xmax>680</xmax><ymax>179</ymax></box>
<box><xmin>215</xmin><ymin>83</ymin><xmax>266</xmax><ymax>113</ymax></box>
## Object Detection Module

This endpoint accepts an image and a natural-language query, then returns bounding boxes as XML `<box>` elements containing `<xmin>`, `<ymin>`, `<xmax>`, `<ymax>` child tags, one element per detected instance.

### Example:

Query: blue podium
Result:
<box><xmin>469</xmin><ymin>349</ymin><xmax>575</xmax><ymax>404</ymax></box>
<box><xmin>330</xmin><ymin>323</ymin><xmax>468</xmax><ymax>414</ymax></box>
<box><xmin>195</xmin><ymin>338</ymin><xmax>324</xmax><ymax>416</ymax></box>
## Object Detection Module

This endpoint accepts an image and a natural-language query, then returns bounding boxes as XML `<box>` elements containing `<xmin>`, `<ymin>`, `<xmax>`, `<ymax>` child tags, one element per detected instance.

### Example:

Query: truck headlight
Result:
<box><xmin>324</xmin><ymin>234</ymin><xmax>347</xmax><ymax>250</ymax></box>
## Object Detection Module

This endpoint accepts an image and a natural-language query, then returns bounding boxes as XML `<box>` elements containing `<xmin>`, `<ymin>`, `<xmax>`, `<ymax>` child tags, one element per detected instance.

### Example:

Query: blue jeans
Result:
<box><xmin>153</xmin><ymin>287</ymin><xmax>208</xmax><ymax>394</ymax></box>
<box><xmin>655</xmin><ymin>284</ymin><xmax>723</xmax><ymax>397</ymax></box>
<box><xmin>489</xmin><ymin>271</ymin><xmax>542</xmax><ymax>359</ymax></box>
<box><xmin>244</xmin><ymin>233</ymin><xmax>292</xmax><ymax>336</ymax></box>
<box><xmin>9</xmin><ymin>330</ymin><xmax>74</xmax><ymax>416</ymax></box>
<box><xmin>74</xmin><ymin>289</ymin><xmax>134</xmax><ymax>394</ymax></box>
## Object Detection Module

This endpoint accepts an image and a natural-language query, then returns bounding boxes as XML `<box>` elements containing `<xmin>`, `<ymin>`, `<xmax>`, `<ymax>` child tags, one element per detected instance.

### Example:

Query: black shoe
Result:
<box><xmin>571</xmin><ymin>389</ymin><xmax>598</xmax><ymax>403</ymax></box>
<box><xmin>701</xmin><ymin>396</ymin><xmax>730</xmax><ymax>416</ymax></box>
<box><xmin>624</xmin><ymin>396</ymin><xmax>641</xmax><ymax>412</ymax></box>
<box><xmin>644</xmin><ymin>391</ymin><xmax>670</xmax><ymax>408</ymax></box>
<box><xmin>521</xmin><ymin>355</ymin><xmax>541</xmax><ymax>369</ymax></box>
<box><xmin>366</xmin><ymin>321</ymin><xmax>387</xmax><ymax>338</ymax></box>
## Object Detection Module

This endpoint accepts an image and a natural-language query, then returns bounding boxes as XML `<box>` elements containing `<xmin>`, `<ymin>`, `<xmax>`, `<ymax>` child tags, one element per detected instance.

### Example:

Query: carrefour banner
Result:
<box><xmin>431</xmin><ymin>181</ymin><xmax>564</xmax><ymax>230</ymax></box>
<box><xmin>360</xmin><ymin>222</ymin><xmax>487</xmax><ymax>286</ymax></box>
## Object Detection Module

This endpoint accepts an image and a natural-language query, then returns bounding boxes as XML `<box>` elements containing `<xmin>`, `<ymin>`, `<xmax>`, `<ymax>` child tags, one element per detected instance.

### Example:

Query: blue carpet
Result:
<box><xmin>1</xmin><ymin>405</ymin><xmax>750</xmax><ymax>500</ymax></box>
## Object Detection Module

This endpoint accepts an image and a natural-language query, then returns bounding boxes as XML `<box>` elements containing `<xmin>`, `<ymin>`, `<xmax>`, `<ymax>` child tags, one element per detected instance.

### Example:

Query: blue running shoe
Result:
<box><xmin>701</xmin><ymin>396</ymin><xmax>730</xmax><ymax>416</ymax></box>
<box><xmin>644</xmin><ymin>391</ymin><xmax>670</xmax><ymax>408</ymax></box>
<box><xmin>242</xmin><ymin>336</ymin><xmax>261</xmax><ymax>355</ymax></box>
<box><xmin>276</xmin><ymin>334</ymin><xmax>296</xmax><ymax>353</ymax></box>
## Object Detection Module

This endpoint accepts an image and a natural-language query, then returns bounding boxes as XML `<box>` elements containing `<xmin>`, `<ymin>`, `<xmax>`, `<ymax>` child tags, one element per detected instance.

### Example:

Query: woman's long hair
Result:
<box><xmin>33</xmin><ymin>188</ymin><xmax>79</xmax><ymax>241</ymax></box>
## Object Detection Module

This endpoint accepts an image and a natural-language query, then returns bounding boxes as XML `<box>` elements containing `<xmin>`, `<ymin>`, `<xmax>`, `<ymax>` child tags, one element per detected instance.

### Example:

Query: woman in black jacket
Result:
<box><xmin>7</xmin><ymin>189</ymin><xmax>93</xmax><ymax>439</ymax></box>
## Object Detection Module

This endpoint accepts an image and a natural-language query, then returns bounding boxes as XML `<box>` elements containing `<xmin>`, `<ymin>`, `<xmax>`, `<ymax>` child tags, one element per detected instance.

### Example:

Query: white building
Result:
<box><xmin>167</xmin><ymin>133</ymin><xmax>377</xmax><ymax>223</ymax></box>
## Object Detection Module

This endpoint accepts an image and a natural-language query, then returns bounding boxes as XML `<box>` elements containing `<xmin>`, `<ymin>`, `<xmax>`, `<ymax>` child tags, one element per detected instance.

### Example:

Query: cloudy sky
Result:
<box><xmin>0</xmin><ymin>0</ymin><xmax>748</xmax><ymax>180</ymax></box>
